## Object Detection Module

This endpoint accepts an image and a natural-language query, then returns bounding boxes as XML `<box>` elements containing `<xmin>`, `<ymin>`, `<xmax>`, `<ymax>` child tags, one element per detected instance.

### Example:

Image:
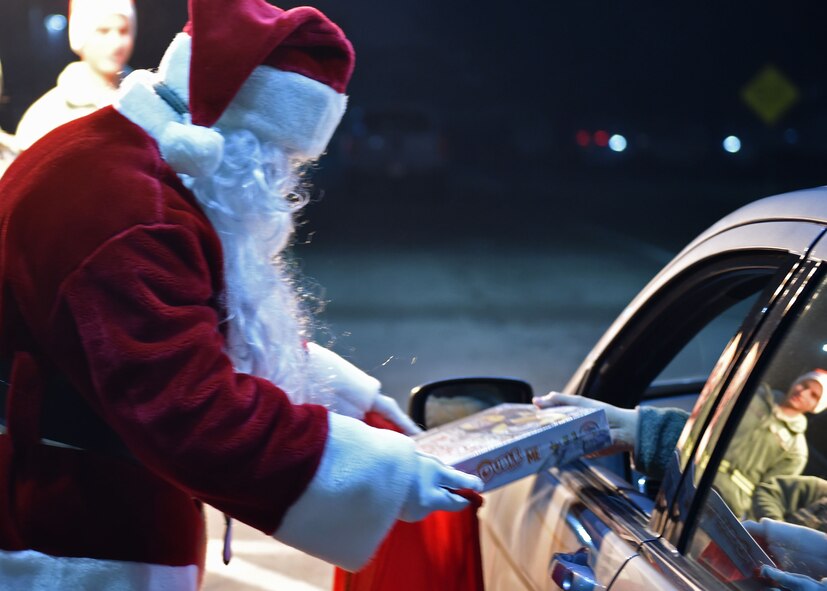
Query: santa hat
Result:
<box><xmin>125</xmin><ymin>0</ymin><xmax>354</xmax><ymax>177</ymax></box>
<box><xmin>794</xmin><ymin>369</ymin><xmax>827</xmax><ymax>414</ymax></box>
<box><xmin>68</xmin><ymin>0</ymin><xmax>136</xmax><ymax>54</ymax></box>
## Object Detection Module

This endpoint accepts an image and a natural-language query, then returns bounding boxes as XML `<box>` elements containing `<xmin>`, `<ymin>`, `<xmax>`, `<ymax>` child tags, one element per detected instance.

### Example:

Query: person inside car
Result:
<box><xmin>713</xmin><ymin>370</ymin><xmax>827</xmax><ymax>519</ymax></box>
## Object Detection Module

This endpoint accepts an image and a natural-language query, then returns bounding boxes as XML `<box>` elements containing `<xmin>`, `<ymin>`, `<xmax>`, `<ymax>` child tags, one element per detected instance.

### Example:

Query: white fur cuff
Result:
<box><xmin>273</xmin><ymin>412</ymin><xmax>417</xmax><ymax>571</ymax></box>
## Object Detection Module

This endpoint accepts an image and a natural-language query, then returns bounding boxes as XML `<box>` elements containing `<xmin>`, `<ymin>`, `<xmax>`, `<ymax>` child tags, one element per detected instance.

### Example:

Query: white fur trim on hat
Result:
<box><xmin>116</xmin><ymin>31</ymin><xmax>346</xmax><ymax>176</ymax></box>
<box><xmin>153</xmin><ymin>32</ymin><xmax>346</xmax><ymax>161</ymax></box>
<box><xmin>69</xmin><ymin>0</ymin><xmax>136</xmax><ymax>54</ymax></box>
<box><xmin>795</xmin><ymin>370</ymin><xmax>827</xmax><ymax>414</ymax></box>
<box><xmin>216</xmin><ymin>66</ymin><xmax>348</xmax><ymax>160</ymax></box>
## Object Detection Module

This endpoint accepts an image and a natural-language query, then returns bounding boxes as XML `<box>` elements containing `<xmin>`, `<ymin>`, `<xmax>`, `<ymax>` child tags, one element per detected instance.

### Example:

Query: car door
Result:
<box><xmin>620</xmin><ymin>230</ymin><xmax>827</xmax><ymax>589</ymax></box>
<box><xmin>479</xmin><ymin>217</ymin><xmax>825</xmax><ymax>590</ymax></box>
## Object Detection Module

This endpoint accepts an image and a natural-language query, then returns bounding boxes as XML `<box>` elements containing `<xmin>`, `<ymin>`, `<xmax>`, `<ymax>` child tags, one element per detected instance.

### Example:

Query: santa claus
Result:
<box><xmin>0</xmin><ymin>0</ymin><xmax>481</xmax><ymax>589</ymax></box>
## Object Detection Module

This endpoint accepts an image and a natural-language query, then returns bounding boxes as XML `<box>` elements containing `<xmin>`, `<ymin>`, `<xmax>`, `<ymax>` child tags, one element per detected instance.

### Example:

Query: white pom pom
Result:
<box><xmin>158</xmin><ymin>121</ymin><xmax>224</xmax><ymax>178</ymax></box>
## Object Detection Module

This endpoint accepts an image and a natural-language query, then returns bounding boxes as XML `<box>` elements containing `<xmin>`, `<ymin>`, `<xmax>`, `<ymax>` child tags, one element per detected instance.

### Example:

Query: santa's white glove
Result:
<box><xmin>399</xmin><ymin>453</ymin><xmax>484</xmax><ymax>522</ymax></box>
<box><xmin>743</xmin><ymin>518</ymin><xmax>827</xmax><ymax>579</ymax></box>
<box><xmin>371</xmin><ymin>394</ymin><xmax>422</xmax><ymax>435</ymax></box>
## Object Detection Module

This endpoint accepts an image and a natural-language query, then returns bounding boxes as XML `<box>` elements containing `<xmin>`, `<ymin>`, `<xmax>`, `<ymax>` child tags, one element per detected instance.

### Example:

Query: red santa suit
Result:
<box><xmin>0</xmin><ymin>2</ymin><xmax>442</xmax><ymax>588</ymax></box>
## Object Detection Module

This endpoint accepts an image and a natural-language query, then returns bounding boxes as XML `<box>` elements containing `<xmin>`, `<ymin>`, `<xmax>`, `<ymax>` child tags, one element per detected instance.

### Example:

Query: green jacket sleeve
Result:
<box><xmin>634</xmin><ymin>406</ymin><xmax>690</xmax><ymax>480</ymax></box>
<box><xmin>754</xmin><ymin>475</ymin><xmax>827</xmax><ymax>525</ymax></box>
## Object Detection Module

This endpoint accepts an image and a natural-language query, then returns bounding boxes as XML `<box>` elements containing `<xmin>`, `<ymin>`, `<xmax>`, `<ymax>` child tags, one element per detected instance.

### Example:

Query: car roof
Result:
<box><xmin>564</xmin><ymin>184</ymin><xmax>827</xmax><ymax>395</ymax></box>
<box><xmin>685</xmin><ymin>185</ymin><xmax>827</xmax><ymax>252</ymax></box>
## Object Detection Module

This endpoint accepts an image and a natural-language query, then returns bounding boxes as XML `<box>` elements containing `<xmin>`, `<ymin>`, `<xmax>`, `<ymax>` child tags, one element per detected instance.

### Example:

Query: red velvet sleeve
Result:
<box><xmin>48</xmin><ymin>221</ymin><xmax>327</xmax><ymax>534</ymax></box>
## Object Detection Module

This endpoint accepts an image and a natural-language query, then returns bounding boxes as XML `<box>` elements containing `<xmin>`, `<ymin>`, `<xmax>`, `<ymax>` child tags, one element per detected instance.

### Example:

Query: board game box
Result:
<box><xmin>413</xmin><ymin>403</ymin><xmax>611</xmax><ymax>491</ymax></box>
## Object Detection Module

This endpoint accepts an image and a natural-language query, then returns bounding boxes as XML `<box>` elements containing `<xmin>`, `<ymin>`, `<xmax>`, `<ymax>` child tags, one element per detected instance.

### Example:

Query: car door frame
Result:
<box><xmin>479</xmin><ymin>218</ymin><xmax>827</xmax><ymax>591</ymax></box>
<box><xmin>554</xmin><ymin>220</ymin><xmax>826</xmax><ymax>590</ymax></box>
<box><xmin>608</xmin><ymin>223</ymin><xmax>827</xmax><ymax>588</ymax></box>
<box><xmin>615</xmin><ymin>258</ymin><xmax>826</xmax><ymax>590</ymax></box>
<box><xmin>568</xmin><ymin>221</ymin><xmax>821</xmax><ymax>493</ymax></box>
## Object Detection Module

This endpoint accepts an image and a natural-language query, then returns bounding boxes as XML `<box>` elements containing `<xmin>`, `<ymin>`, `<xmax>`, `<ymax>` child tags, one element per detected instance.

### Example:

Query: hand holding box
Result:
<box><xmin>413</xmin><ymin>403</ymin><xmax>611</xmax><ymax>492</ymax></box>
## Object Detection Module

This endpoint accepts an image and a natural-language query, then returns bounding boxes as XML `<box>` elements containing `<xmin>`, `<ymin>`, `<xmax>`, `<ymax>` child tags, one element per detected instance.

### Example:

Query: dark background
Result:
<box><xmin>2</xmin><ymin>1</ymin><xmax>827</xmax><ymax>252</ymax></box>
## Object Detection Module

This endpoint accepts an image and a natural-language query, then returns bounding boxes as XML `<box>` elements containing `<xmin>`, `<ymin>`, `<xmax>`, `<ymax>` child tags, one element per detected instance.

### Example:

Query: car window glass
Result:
<box><xmin>686</xmin><ymin>272</ymin><xmax>827</xmax><ymax>589</ymax></box>
<box><xmin>586</xmin><ymin>257</ymin><xmax>785</xmax><ymax>414</ymax></box>
<box><xmin>632</xmin><ymin>283</ymin><xmax>769</xmax><ymax>498</ymax></box>
<box><xmin>653</xmin><ymin>295</ymin><xmax>758</xmax><ymax>387</ymax></box>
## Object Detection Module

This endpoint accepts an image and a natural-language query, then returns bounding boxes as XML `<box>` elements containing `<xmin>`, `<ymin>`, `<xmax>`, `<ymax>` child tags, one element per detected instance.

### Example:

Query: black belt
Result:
<box><xmin>718</xmin><ymin>459</ymin><xmax>756</xmax><ymax>496</ymax></box>
<box><xmin>0</xmin><ymin>357</ymin><xmax>133</xmax><ymax>458</ymax></box>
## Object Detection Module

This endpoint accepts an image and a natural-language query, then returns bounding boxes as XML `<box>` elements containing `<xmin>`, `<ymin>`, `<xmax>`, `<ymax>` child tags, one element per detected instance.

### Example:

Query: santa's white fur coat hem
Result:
<box><xmin>0</xmin><ymin>549</ymin><xmax>199</xmax><ymax>590</ymax></box>
<box><xmin>273</xmin><ymin>411</ymin><xmax>418</xmax><ymax>571</ymax></box>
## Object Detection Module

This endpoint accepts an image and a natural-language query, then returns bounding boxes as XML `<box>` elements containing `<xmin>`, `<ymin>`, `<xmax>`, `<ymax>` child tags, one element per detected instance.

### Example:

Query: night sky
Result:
<box><xmin>2</xmin><ymin>1</ymin><xmax>827</xmax><ymax>249</ymax></box>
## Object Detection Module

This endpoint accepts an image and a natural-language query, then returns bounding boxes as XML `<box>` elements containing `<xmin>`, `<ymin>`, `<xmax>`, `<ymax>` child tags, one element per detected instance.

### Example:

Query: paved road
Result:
<box><xmin>203</xmin><ymin>507</ymin><xmax>333</xmax><ymax>591</ymax></box>
<box><xmin>202</xmin><ymin>225</ymin><xmax>672</xmax><ymax>590</ymax></box>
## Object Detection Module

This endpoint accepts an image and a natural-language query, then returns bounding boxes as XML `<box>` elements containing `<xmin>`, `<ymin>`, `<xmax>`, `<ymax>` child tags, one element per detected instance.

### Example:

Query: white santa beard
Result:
<box><xmin>188</xmin><ymin>129</ymin><xmax>320</xmax><ymax>404</ymax></box>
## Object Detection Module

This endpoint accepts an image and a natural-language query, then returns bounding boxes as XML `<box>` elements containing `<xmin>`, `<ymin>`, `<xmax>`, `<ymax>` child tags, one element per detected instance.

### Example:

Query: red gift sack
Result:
<box><xmin>333</xmin><ymin>412</ymin><xmax>485</xmax><ymax>591</ymax></box>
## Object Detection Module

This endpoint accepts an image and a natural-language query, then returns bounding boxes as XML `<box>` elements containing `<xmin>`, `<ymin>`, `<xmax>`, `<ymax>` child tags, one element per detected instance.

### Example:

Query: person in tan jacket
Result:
<box><xmin>0</xmin><ymin>58</ymin><xmax>19</xmax><ymax>178</ymax></box>
<box><xmin>15</xmin><ymin>0</ymin><xmax>136</xmax><ymax>150</ymax></box>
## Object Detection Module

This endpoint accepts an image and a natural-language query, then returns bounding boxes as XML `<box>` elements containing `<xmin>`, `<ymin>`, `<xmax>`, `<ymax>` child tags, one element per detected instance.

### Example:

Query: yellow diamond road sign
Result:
<box><xmin>741</xmin><ymin>65</ymin><xmax>799</xmax><ymax>126</ymax></box>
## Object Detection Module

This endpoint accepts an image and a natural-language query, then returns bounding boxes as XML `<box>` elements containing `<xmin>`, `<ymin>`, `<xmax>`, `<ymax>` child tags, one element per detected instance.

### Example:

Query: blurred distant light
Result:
<box><xmin>723</xmin><ymin>135</ymin><xmax>741</xmax><ymax>153</ymax></box>
<box><xmin>575</xmin><ymin>130</ymin><xmax>591</xmax><ymax>147</ymax></box>
<box><xmin>821</xmin><ymin>343</ymin><xmax>827</xmax><ymax>353</ymax></box>
<box><xmin>784</xmin><ymin>128</ymin><xmax>799</xmax><ymax>144</ymax></box>
<box><xmin>608</xmin><ymin>134</ymin><xmax>627</xmax><ymax>152</ymax></box>
<box><xmin>593</xmin><ymin>130</ymin><xmax>609</xmax><ymax>148</ymax></box>
<box><xmin>44</xmin><ymin>13</ymin><xmax>67</xmax><ymax>33</ymax></box>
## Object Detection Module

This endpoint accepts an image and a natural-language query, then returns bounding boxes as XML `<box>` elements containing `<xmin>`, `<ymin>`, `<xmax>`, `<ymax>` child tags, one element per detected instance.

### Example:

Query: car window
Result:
<box><xmin>653</xmin><ymin>295</ymin><xmax>759</xmax><ymax>388</ymax></box>
<box><xmin>630</xmin><ymin>292</ymin><xmax>764</xmax><ymax>496</ymax></box>
<box><xmin>583</xmin><ymin>254</ymin><xmax>793</xmax><ymax>500</ymax></box>
<box><xmin>686</xmin><ymin>270</ymin><xmax>827</xmax><ymax>589</ymax></box>
<box><xmin>583</xmin><ymin>254</ymin><xmax>789</xmax><ymax>413</ymax></box>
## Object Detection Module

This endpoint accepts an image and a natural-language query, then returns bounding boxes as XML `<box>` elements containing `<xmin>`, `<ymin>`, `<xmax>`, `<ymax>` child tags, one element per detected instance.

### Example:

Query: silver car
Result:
<box><xmin>411</xmin><ymin>186</ymin><xmax>827</xmax><ymax>590</ymax></box>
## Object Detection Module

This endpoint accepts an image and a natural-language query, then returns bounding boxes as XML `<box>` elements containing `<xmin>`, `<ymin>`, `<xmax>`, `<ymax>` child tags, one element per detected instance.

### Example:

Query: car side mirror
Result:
<box><xmin>408</xmin><ymin>377</ymin><xmax>534</xmax><ymax>430</ymax></box>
